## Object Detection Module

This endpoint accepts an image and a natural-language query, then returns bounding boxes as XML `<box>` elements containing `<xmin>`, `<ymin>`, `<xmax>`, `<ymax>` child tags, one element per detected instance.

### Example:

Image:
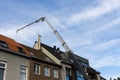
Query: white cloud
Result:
<box><xmin>68</xmin><ymin>0</ymin><xmax>120</xmax><ymax>25</ymax></box>
<box><xmin>91</xmin><ymin>55</ymin><xmax>120</xmax><ymax>69</ymax></box>
<box><xmin>0</xmin><ymin>22</ymin><xmax>50</xmax><ymax>44</ymax></box>
<box><xmin>104</xmin><ymin>74</ymin><xmax>120</xmax><ymax>80</ymax></box>
<box><xmin>92</xmin><ymin>39</ymin><xmax>120</xmax><ymax>51</ymax></box>
<box><xmin>78</xmin><ymin>17</ymin><xmax>120</xmax><ymax>46</ymax></box>
<box><xmin>84</xmin><ymin>17</ymin><xmax>120</xmax><ymax>35</ymax></box>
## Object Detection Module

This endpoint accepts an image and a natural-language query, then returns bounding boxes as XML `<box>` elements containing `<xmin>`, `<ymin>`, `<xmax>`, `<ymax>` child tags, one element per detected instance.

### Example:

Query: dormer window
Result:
<box><xmin>18</xmin><ymin>47</ymin><xmax>25</xmax><ymax>54</ymax></box>
<box><xmin>0</xmin><ymin>40</ymin><xmax>8</xmax><ymax>48</ymax></box>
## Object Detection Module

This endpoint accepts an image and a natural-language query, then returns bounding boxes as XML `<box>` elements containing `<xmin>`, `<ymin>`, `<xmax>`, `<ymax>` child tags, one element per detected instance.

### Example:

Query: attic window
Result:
<box><xmin>18</xmin><ymin>47</ymin><xmax>25</xmax><ymax>54</ymax></box>
<box><xmin>0</xmin><ymin>41</ymin><xmax>8</xmax><ymax>48</ymax></box>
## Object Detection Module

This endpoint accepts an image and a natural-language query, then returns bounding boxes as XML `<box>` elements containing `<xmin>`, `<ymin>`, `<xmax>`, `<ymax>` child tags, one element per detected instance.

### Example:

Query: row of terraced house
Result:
<box><xmin>0</xmin><ymin>34</ymin><xmax>106</xmax><ymax>80</ymax></box>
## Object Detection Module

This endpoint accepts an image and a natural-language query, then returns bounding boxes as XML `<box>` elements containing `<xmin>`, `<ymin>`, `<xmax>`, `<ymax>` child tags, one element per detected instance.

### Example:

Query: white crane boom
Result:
<box><xmin>42</xmin><ymin>17</ymin><xmax>71</xmax><ymax>52</ymax></box>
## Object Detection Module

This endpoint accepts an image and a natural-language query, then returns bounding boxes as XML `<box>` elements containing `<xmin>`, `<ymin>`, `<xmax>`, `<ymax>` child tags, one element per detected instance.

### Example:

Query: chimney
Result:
<box><xmin>57</xmin><ymin>48</ymin><xmax>60</xmax><ymax>51</ymax></box>
<box><xmin>53</xmin><ymin>45</ymin><xmax>56</xmax><ymax>49</ymax></box>
<box><xmin>33</xmin><ymin>34</ymin><xmax>41</xmax><ymax>50</ymax></box>
<box><xmin>37</xmin><ymin>34</ymin><xmax>41</xmax><ymax>50</ymax></box>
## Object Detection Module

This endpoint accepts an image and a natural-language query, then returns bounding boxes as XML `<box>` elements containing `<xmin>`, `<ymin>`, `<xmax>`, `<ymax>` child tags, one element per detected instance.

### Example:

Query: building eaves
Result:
<box><xmin>100</xmin><ymin>76</ymin><xmax>106</xmax><ymax>80</ymax></box>
<box><xmin>31</xmin><ymin>56</ymin><xmax>61</xmax><ymax>67</ymax></box>
<box><xmin>41</xmin><ymin>43</ymin><xmax>89</xmax><ymax>64</ymax></box>
<box><xmin>0</xmin><ymin>34</ymin><xmax>30</xmax><ymax>56</ymax></box>
<box><xmin>74</xmin><ymin>54</ymin><xmax>89</xmax><ymax>64</ymax></box>
<box><xmin>0</xmin><ymin>46</ymin><xmax>30</xmax><ymax>59</ymax></box>
<box><xmin>87</xmin><ymin>66</ymin><xmax>100</xmax><ymax>74</ymax></box>
<box><xmin>41</xmin><ymin>43</ymin><xmax>63</xmax><ymax>60</ymax></box>
<box><xmin>22</xmin><ymin>44</ymin><xmax>61</xmax><ymax>67</ymax></box>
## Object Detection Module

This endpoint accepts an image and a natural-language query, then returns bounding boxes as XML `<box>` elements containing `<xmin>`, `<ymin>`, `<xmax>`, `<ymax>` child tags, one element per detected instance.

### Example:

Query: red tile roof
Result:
<box><xmin>0</xmin><ymin>34</ymin><xmax>29</xmax><ymax>55</ymax></box>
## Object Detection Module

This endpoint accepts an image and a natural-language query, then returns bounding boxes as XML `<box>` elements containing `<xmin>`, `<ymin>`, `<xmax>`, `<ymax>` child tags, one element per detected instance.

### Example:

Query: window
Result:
<box><xmin>53</xmin><ymin>69</ymin><xmax>59</xmax><ymax>78</ymax></box>
<box><xmin>76</xmin><ymin>70</ymin><xmax>84</xmax><ymax>80</ymax></box>
<box><xmin>34</xmin><ymin>64</ymin><xmax>40</xmax><ymax>75</ymax></box>
<box><xmin>76</xmin><ymin>70</ymin><xmax>83</xmax><ymax>77</ymax></box>
<box><xmin>20</xmin><ymin>66</ymin><xmax>27</xmax><ymax>80</ymax></box>
<box><xmin>44</xmin><ymin>67</ymin><xmax>50</xmax><ymax>77</ymax></box>
<box><xmin>18</xmin><ymin>47</ymin><xmax>25</xmax><ymax>53</ymax></box>
<box><xmin>0</xmin><ymin>61</ymin><xmax>6</xmax><ymax>80</ymax></box>
<box><xmin>66</xmin><ymin>68</ymin><xmax>72</xmax><ymax>76</ymax></box>
<box><xmin>80</xmin><ymin>62</ymin><xmax>88</xmax><ymax>67</ymax></box>
<box><xmin>0</xmin><ymin>41</ymin><xmax>8</xmax><ymax>48</ymax></box>
<box><xmin>66</xmin><ymin>68</ymin><xmax>72</xmax><ymax>80</ymax></box>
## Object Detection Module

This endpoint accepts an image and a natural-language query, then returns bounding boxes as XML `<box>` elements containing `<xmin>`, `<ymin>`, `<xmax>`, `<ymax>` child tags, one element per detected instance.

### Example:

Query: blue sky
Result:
<box><xmin>0</xmin><ymin>0</ymin><xmax>120</xmax><ymax>79</ymax></box>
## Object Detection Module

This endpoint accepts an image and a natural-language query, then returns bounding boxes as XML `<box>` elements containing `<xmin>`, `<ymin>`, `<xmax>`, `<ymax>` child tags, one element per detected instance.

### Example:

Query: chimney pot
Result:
<box><xmin>53</xmin><ymin>45</ymin><xmax>56</xmax><ymax>49</ymax></box>
<box><xmin>57</xmin><ymin>48</ymin><xmax>60</xmax><ymax>51</ymax></box>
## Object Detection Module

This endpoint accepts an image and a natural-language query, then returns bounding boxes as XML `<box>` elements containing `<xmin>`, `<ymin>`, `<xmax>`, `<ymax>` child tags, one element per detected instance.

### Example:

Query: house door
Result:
<box><xmin>0</xmin><ymin>68</ymin><xmax>4</xmax><ymax>80</ymax></box>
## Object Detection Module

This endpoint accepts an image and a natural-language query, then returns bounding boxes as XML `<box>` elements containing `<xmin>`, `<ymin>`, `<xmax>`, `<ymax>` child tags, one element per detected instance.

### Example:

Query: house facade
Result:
<box><xmin>0</xmin><ymin>34</ymin><xmax>30</xmax><ymax>80</ymax></box>
<box><xmin>0</xmin><ymin>34</ymin><xmax>62</xmax><ymax>80</ymax></box>
<box><xmin>0</xmin><ymin>34</ymin><xmax>105</xmax><ymax>80</ymax></box>
<box><xmin>33</xmin><ymin>36</ymin><xmax>102</xmax><ymax>80</ymax></box>
<box><xmin>23</xmin><ymin>44</ymin><xmax>62</xmax><ymax>80</ymax></box>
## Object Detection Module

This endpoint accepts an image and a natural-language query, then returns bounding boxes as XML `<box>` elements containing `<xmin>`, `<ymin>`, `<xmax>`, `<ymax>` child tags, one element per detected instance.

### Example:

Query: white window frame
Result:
<box><xmin>20</xmin><ymin>66</ymin><xmax>27</xmax><ymax>80</ymax></box>
<box><xmin>44</xmin><ymin>66</ymin><xmax>50</xmax><ymax>77</ymax></box>
<box><xmin>53</xmin><ymin>69</ymin><xmax>59</xmax><ymax>78</ymax></box>
<box><xmin>0</xmin><ymin>61</ymin><xmax>7</xmax><ymax>80</ymax></box>
<box><xmin>34</xmin><ymin>64</ymin><xmax>40</xmax><ymax>75</ymax></box>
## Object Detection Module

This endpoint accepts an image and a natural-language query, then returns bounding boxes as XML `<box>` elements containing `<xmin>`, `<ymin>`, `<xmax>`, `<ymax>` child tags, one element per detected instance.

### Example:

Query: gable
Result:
<box><xmin>33</xmin><ymin>42</ymin><xmax>61</xmax><ymax>65</ymax></box>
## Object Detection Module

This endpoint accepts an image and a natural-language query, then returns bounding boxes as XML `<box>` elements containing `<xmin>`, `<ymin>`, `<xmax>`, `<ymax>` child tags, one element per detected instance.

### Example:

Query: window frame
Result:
<box><xmin>34</xmin><ymin>64</ymin><xmax>41</xmax><ymax>75</ymax></box>
<box><xmin>20</xmin><ymin>66</ymin><xmax>27</xmax><ymax>80</ymax></box>
<box><xmin>0</xmin><ymin>41</ymin><xmax>8</xmax><ymax>48</ymax></box>
<box><xmin>76</xmin><ymin>70</ymin><xmax>84</xmax><ymax>77</ymax></box>
<box><xmin>66</xmin><ymin>68</ymin><xmax>72</xmax><ymax>76</ymax></box>
<box><xmin>44</xmin><ymin>66</ymin><xmax>50</xmax><ymax>77</ymax></box>
<box><xmin>0</xmin><ymin>61</ymin><xmax>7</xmax><ymax>80</ymax></box>
<box><xmin>17</xmin><ymin>47</ymin><xmax>25</xmax><ymax>54</ymax></box>
<box><xmin>53</xmin><ymin>68</ymin><xmax>59</xmax><ymax>78</ymax></box>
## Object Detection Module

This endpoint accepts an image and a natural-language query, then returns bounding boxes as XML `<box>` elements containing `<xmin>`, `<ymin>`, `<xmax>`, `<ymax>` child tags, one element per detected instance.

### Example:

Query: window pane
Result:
<box><xmin>20</xmin><ymin>73</ymin><xmax>26</xmax><ymax>80</ymax></box>
<box><xmin>76</xmin><ymin>70</ymin><xmax>83</xmax><ymax>77</ymax></box>
<box><xmin>0</xmin><ymin>41</ymin><xmax>8</xmax><ymax>48</ymax></box>
<box><xmin>0</xmin><ymin>63</ymin><xmax>5</xmax><ymax>68</ymax></box>
<box><xmin>20</xmin><ymin>67</ymin><xmax>27</xmax><ymax>80</ymax></box>
<box><xmin>44</xmin><ymin>67</ymin><xmax>47</xmax><ymax>76</ymax></box>
<box><xmin>34</xmin><ymin>64</ymin><xmax>40</xmax><ymax>75</ymax></box>
<box><xmin>66</xmin><ymin>68</ymin><xmax>72</xmax><ymax>76</ymax></box>
<box><xmin>77</xmin><ymin>77</ymin><xmax>84</xmax><ymax>80</ymax></box>
<box><xmin>66</xmin><ymin>75</ymin><xmax>70</xmax><ymax>80</ymax></box>
<box><xmin>53</xmin><ymin>69</ymin><xmax>58</xmax><ymax>78</ymax></box>
<box><xmin>44</xmin><ymin>67</ymin><xmax>50</xmax><ymax>77</ymax></box>
<box><xmin>0</xmin><ymin>68</ymin><xmax>4</xmax><ymax>80</ymax></box>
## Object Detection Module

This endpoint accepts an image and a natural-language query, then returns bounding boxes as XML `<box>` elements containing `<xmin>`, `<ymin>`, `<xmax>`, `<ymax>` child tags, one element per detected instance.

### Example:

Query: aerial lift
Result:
<box><xmin>17</xmin><ymin>17</ymin><xmax>90</xmax><ymax>80</ymax></box>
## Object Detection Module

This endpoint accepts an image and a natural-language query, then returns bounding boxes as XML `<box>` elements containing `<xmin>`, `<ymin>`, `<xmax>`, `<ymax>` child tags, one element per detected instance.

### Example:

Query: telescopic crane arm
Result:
<box><xmin>16</xmin><ymin>17</ymin><xmax>89</xmax><ymax>80</ymax></box>
<box><xmin>40</xmin><ymin>18</ymin><xmax>89</xmax><ymax>80</ymax></box>
<box><xmin>16</xmin><ymin>17</ymin><xmax>71</xmax><ymax>52</ymax></box>
<box><xmin>16</xmin><ymin>18</ymin><xmax>44</xmax><ymax>33</ymax></box>
<box><xmin>41</xmin><ymin>17</ymin><xmax>71</xmax><ymax>52</ymax></box>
